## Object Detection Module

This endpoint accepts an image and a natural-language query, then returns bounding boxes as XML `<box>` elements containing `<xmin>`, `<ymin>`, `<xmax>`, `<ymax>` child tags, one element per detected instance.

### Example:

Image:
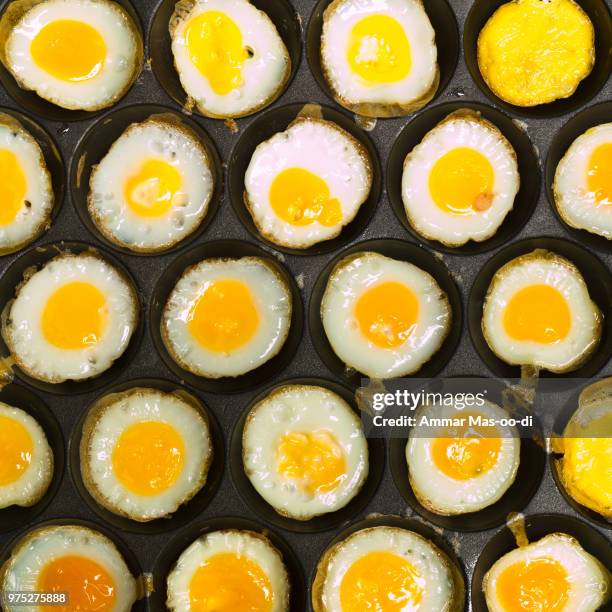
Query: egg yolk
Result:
<box><xmin>429</xmin><ymin>147</ymin><xmax>495</xmax><ymax>215</ymax></box>
<box><xmin>587</xmin><ymin>143</ymin><xmax>612</xmax><ymax>207</ymax></box>
<box><xmin>347</xmin><ymin>15</ymin><xmax>411</xmax><ymax>84</ymax></box>
<box><xmin>188</xmin><ymin>279</ymin><xmax>259</xmax><ymax>353</ymax></box>
<box><xmin>0</xmin><ymin>149</ymin><xmax>27</xmax><ymax>226</ymax></box>
<box><xmin>41</xmin><ymin>282</ymin><xmax>108</xmax><ymax>350</ymax></box>
<box><xmin>432</xmin><ymin>412</ymin><xmax>502</xmax><ymax>480</ymax></box>
<box><xmin>276</xmin><ymin>430</ymin><xmax>346</xmax><ymax>495</ymax></box>
<box><xmin>354</xmin><ymin>281</ymin><xmax>419</xmax><ymax>349</ymax></box>
<box><xmin>269</xmin><ymin>168</ymin><xmax>343</xmax><ymax>227</ymax></box>
<box><xmin>124</xmin><ymin>159</ymin><xmax>183</xmax><ymax>218</ymax></box>
<box><xmin>340</xmin><ymin>551</ymin><xmax>424</xmax><ymax>611</ymax></box>
<box><xmin>37</xmin><ymin>555</ymin><xmax>116</xmax><ymax>612</ymax></box>
<box><xmin>0</xmin><ymin>416</ymin><xmax>33</xmax><ymax>486</ymax></box>
<box><xmin>477</xmin><ymin>0</ymin><xmax>594</xmax><ymax>107</ymax></box>
<box><xmin>185</xmin><ymin>11</ymin><xmax>250</xmax><ymax>95</ymax></box>
<box><xmin>503</xmin><ymin>284</ymin><xmax>571</xmax><ymax>344</ymax></box>
<box><xmin>495</xmin><ymin>557</ymin><xmax>570</xmax><ymax>611</ymax></box>
<box><xmin>31</xmin><ymin>20</ymin><xmax>106</xmax><ymax>82</ymax></box>
<box><xmin>189</xmin><ymin>552</ymin><xmax>272</xmax><ymax>612</ymax></box>
<box><xmin>112</xmin><ymin>421</ymin><xmax>185</xmax><ymax>496</ymax></box>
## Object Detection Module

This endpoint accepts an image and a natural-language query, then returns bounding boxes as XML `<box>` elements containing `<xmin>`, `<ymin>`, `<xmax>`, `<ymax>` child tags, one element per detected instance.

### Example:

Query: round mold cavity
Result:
<box><xmin>150</xmin><ymin>239</ymin><xmax>304</xmax><ymax>394</ymax></box>
<box><xmin>468</xmin><ymin>236</ymin><xmax>612</xmax><ymax>383</ymax></box>
<box><xmin>386</xmin><ymin>100</ymin><xmax>540</xmax><ymax>255</ymax></box>
<box><xmin>149</xmin><ymin>0</ymin><xmax>302</xmax><ymax>118</ymax></box>
<box><xmin>545</xmin><ymin>100</ymin><xmax>612</xmax><ymax>252</ymax></box>
<box><xmin>388</xmin><ymin>377</ymin><xmax>546</xmax><ymax>532</ymax></box>
<box><xmin>0</xmin><ymin>384</ymin><xmax>64</xmax><ymax>534</ymax></box>
<box><xmin>227</xmin><ymin>102</ymin><xmax>382</xmax><ymax>256</ymax></box>
<box><xmin>69</xmin><ymin>378</ymin><xmax>224</xmax><ymax>535</ymax></box>
<box><xmin>306</xmin><ymin>0</ymin><xmax>460</xmax><ymax>117</ymax></box>
<box><xmin>0</xmin><ymin>240</ymin><xmax>144</xmax><ymax>395</ymax></box>
<box><xmin>464</xmin><ymin>0</ymin><xmax>612</xmax><ymax>118</ymax></box>
<box><xmin>0</xmin><ymin>0</ymin><xmax>144</xmax><ymax>123</ymax></box>
<box><xmin>308</xmin><ymin>238</ymin><xmax>463</xmax><ymax>386</ymax></box>
<box><xmin>70</xmin><ymin>103</ymin><xmax>222</xmax><ymax>256</ymax></box>
<box><xmin>229</xmin><ymin>376</ymin><xmax>385</xmax><ymax>533</ymax></box>
<box><xmin>150</xmin><ymin>516</ymin><xmax>307</xmax><ymax>611</ymax></box>
<box><xmin>471</xmin><ymin>513</ymin><xmax>612</xmax><ymax>612</ymax></box>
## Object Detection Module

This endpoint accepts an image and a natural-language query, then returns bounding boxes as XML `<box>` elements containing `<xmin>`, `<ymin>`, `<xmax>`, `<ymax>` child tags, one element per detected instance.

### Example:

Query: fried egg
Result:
<box><xmin>321</xmin><ymin>252</ymin><xmax>451</xmax><ymax>378</ymax></box>
<box><xmin>482</xmin><ymin>250</ymin><xmax>602</xmax><ymax>373</ymax></box>
<box><xmin>0</xmin><ymin>114</ymin><xmax>53</xmax><ymax>254</ymax></box>
<box><xmin>477</xmin><ymin>0</ymin><xmax>595</xmax><ymax>107</ymax></box>
<box><xmin>312</xmin><ymin>525</ymin><xmax>464</xmax><ymax>611</ymax></box>
<box><xmin>244</xmin><ymin>117</ymin><xmax>373</xmax><ymax>249</ymax></box>
<box><xmin>80</xmin><ymin>387</ymin><xmax>212</xmax><ymax>522</ymax></box>
<box><xmin>89</xmin><ymin>116</ymin><xmax>215</xmax><ymax>253</ymax></box>
<box><xmin>2</xmin><ymin>252</ymin><xmax>139</xmax><ymax>383</ymax></box>
<box><xmin>166</xmin><ymin>529</ymin><xmax>290</xmax><ymax>611</ymax></box>
<box><xmin>320</xmin><ymin>0</ymin><xmax>439</xmax><ymax>117</ymax></box>
<box><xmin>3</xmin><ymin>0</ymin><xmax>142</xmax><ymax>111</ymax></box>
<box><xmin>553</xmin><ymin>123</ymin><xmax>612</xmax><ymax>240</ymax></box>
<box><xmin>483</xmin><ymin>533</ymin><xmax>611</xmax><ymax>611</ymax></box>
<box><xmin>243</xmin><ymin>384</ymin><xmax>369</xmax><ymax>520</ymax></box>
<box><xmin>162</xmin><ymin>256</ymin><xmax>292</xmax><ymax>378</ymax></box>
<box><xmin>0</xmin><ymin>402</ymin><xmax>53</xmax><ymax>509</ymax></box>
<box><xmin>406</xmin><ymin>399</ymin><xmax>520</xmax><ymax>515</ymax></box>
<box><xmin>402</xmin><ymin>110</ymin><xmax>520</xmax><ymax>247</ymax></box>
<box><xmin>170</xmin><ymin>0</ymin><xmax>290</xmax><ymax>118</ymax></box>
<box><xmin>0</xmin><ymin>524</ymin><xmax>138</xmax><ymax>612</ymax></box>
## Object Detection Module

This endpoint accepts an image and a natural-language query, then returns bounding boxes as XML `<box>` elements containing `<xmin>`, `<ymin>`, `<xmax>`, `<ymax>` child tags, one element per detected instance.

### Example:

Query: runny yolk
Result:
<box><xmin>340</xmin><ymin>551</ymin><xmax>424</xmax><ymax>611</ymax></box>
<box><xmin>112</xmin><ymin>421</ymin><xmax>185</xmax><ymax>496</ymax></box>
<box><xmin>495</xmin><ymin>557</ymin><xmax>570</xmax><ymax>612</ymax></box>
<box><xmin>124</xmin><ymin>159</ymin><xmax>183</xmax><ymax>218</ymax></box>
<box><xmin>429</xmin><ymin>147</ymin><xmax>495</xmax><ymax>215</ymax></box>
<box><xmin>189</xmin><ymin>552</ymin><xmax>272</xmax><ymax>612</ymax></box>
<box><xmin>276</xmin><ymin>430</ymin><xmax>346</xmax><ymax>495</ymax></box>
<box><xmin>587</xmin><ymin>143</ymin><xmax>612</xmax><ymax>206</ymax></box>
<box><xmin>37</xmin><ymin>555</ymin><xmax>116</xmax><ymax>612</ymax></box>
<box><xmin>0</xmin><ymin>415</ymin><xmax>33</xmax><ymax>486</ymax></box>
<box><xmin>431</xmin><ymin>412</ymin><xmax>502</xmax><ymax>480</ymax></box>
<box><xmin>0</xmin><ymin>149</ymin><xmax>27</xmax><ymax>226</ymax></box>
<box><xmin>185</xmin><ymin>11</ymin><xmax>250</xmax><ymax>95</ymax></box>
<box><xmin>347</xmin><ymin>15</ymin><xmax>411</xmax><ymax>84</ymax></box>
<box><xmin>269</xmin><ymin>168</ymin><xmax>342</xmax><ymax>227</ymax></box>
<box><xmin>354</xmin><ymin>281</ymin><xmax>419</xmax><ymax>349</ymax></box>
<box><xmin>188</xmin><ymin>279</ymin><xmax>259</xmax><ymax>353</ymax></box>
<box><xmin>31</xmin><ymin>20</ymin><xmax>106</xmax><ymax>82</ymax></box>
<box><xmin>503</xmin><ymin>284</ymin><xmax>571</xmax><ymax>344</ymax></box>
<box><xmin>41</xmin><ymin>282</ymin><xmax>108</xmax><ymax>350</ymax></box>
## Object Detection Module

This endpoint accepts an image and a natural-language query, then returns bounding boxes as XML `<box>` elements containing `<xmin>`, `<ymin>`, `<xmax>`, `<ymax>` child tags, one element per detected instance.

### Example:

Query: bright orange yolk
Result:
<box><xmin>185</xmin><ymin>11</ymin><xmax>249</xmax><ymax>95</ymax></box>
<box><xmin>276</xmin><ymin>430</ymin><xmax>346</xmax><ymax>495</ymax></box>
<box><xmin>503</xmin><ymin>284</ymin><xmax>571</xmax><ymax>344</ymax></box>
<box><xmin>0</xmin><ymin>149</ymin><xmax>27</xmax><ymax>226</ymax></box>
<box><xmin>31</xmin><ymin>20</ymin><xmax>106</xmax><ymax>82</ymax></box>
<box><xmin>354</xmin><ymin>281</ymin><xmax>419</xmax><ymax>349</ymax></box>
<box><xmin>587</xmin><ymin>143</ymin><xmax>612</xmax><ymax>206</ymax></box>
<box><xmin>347</xmin><ymin>15</ymin><xmax>411</xmax><ymax>84</ymax></box>
<box><xmin>112</xmin><ymin>421</ymin><xmax>185</xmax><ymax>496</ymax></box>
<box><xmin>429</xmin><ymin>147</ymin><xmax>495</xmax><ymax>215</ymax></box>
<box><xmin>188</xmin><ymin>279</ymin><xmax>259</xmax><ymax>353</ymax></box>
<box><xmin>124</xmin><ymin>159</ymin><xmax>183</xmax><ymax>218</ymax></box>
<box><xmin>340</xmin><ymin>551</ymin><xmax>424</xmax><ymax>611</ymax></box>
<box><xmin>0</xmin><ymin>416</ymin><xmax>33</xmax><ymax>486</ymax></box>
<box><xmin>37</xmin><ymin>555</ymin><xmax>116</xmax><ymax>612</ymax></box>
<box><xmin>41</xmin><ymin>282</ymin><xmax>108</xmax><ymax>350</ymax></box>
<box><xmin>269</xmin><ymin>168</ymin><xmax>343</xmax><ymax>227</ymax></box>
<box><xmin>432</xmin><ymin>412</ymin><xmax>502</xmax><ymax>480</ymax></box>
<box><xmin>495</xmin><ymin>557</ymin><xmax>570</xmax><ymax>612</ymax></box>
<box><xmin>189</xmin><ymin>553</ymin><xmax>272</xmax><ymax>612</ymax></box>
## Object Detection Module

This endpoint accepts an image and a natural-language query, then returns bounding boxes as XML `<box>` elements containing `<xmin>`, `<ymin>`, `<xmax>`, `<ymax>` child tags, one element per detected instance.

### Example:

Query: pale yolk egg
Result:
<box><xmin>587</xmin><ymin>144</ymin><xmax>612</xmax><ymax>207</ymax></box>
<box><xmin>0</xmin><ymin>415</ymin><xmax>33</xmax><ymax>487</ymax></box>
<box><xmin>0</xmin><ymin>149</ymin><xmax>27</xmax><ymax>227</ymax></box>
